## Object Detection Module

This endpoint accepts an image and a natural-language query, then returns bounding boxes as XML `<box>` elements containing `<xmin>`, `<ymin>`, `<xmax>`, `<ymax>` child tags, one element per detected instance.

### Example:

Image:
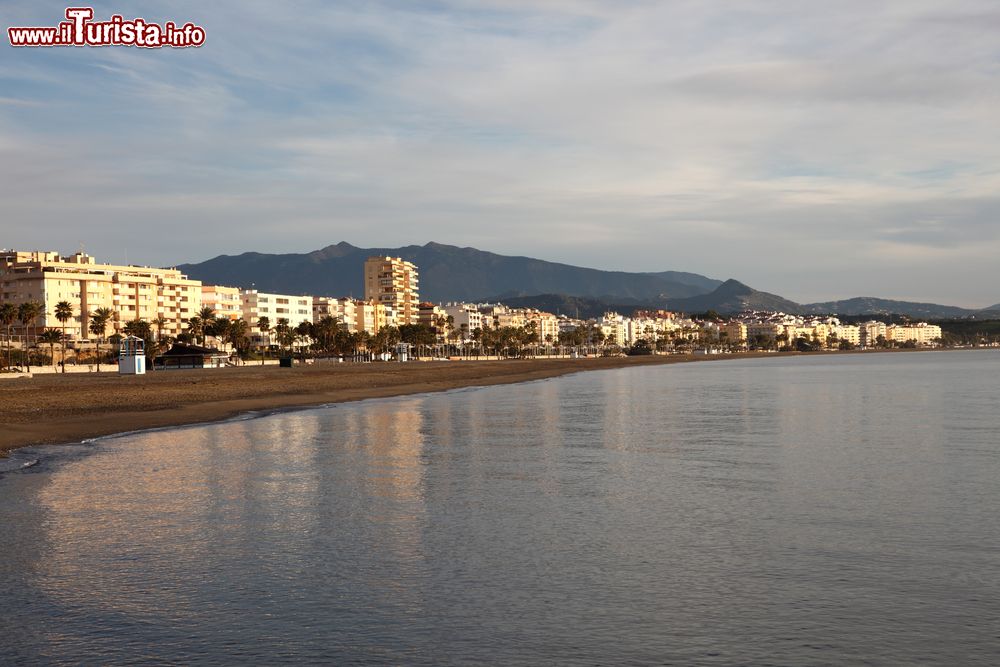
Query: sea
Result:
<box><xmin>1</xmin><ymin>350</ymin><xmax>998</xmax><ymax>665</ymax></box>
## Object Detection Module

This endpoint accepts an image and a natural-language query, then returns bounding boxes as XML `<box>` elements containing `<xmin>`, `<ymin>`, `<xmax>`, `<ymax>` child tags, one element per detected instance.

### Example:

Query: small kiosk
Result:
<box><xmin>119</xmin><ymin>335</ymin><xmax>146</xmax><ymax>375</ymax></box>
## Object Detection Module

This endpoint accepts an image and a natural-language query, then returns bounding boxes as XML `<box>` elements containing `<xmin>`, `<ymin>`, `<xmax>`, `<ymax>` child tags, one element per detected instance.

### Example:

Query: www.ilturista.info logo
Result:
<box><xmin>8</xmin><ymin>8</ymin><xmax>205</xmax><ymax>48</ymax></box>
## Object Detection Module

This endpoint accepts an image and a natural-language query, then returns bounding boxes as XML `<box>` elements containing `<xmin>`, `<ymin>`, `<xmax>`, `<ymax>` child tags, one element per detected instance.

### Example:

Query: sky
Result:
<box><xmin>2</xmin><ymin>1</ymin><xmax>999</xmax><ymax>307</ymax></box>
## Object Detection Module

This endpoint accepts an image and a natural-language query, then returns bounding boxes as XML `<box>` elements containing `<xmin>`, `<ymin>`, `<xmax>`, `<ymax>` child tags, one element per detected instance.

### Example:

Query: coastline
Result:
<box><xmin>0</xmin><ymin>349</ymin><xmax>928</xmax><ymax>458</ymax></box>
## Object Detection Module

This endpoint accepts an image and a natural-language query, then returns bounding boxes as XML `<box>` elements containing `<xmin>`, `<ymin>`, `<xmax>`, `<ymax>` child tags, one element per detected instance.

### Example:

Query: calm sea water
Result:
<box><xmin>2</xmin><ymin>351</ymin><xmax>999</xmax><ymax>665</ymax></box>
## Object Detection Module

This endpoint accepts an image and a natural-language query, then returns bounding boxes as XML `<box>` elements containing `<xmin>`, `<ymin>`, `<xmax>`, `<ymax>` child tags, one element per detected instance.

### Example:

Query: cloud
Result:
<box><xmin>2</xmin><ymin>0</ymin><xmax>1000</xmax><ymax>306</ymax></box>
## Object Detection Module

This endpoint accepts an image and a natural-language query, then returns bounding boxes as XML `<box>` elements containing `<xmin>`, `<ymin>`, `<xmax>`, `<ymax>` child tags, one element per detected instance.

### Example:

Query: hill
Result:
<box><xmin>800</xmin><ymin>297</ymin><xmax>980</xmax><ymax>319</ymax></box>
<box><xmin>177</xmin><ymin>242</ymin><xmax>721</xmax><ymax>302</ymax></box>
<box><xmin>664</xmin><ymin>279</ymin><xmax>801</xmax><ymax>314</ymax></box>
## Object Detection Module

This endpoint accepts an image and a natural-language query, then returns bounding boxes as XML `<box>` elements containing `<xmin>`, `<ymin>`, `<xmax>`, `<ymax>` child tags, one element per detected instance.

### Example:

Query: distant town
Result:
<box><xmin>0</xmin><ymin>248</ymin><xmax>965</xmax><ymax>370</ymax></box>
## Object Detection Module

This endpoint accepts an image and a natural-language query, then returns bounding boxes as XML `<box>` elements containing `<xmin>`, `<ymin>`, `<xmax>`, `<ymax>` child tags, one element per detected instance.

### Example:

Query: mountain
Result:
<box><xmin>663</xmin><ymin>279</ymin><xmax>801</xmax><ymax>314</ymax></box>
<box><xmin>177</xmin><ymin>242</ymin><xmax>722</xmax><ymax>302</ymax></box>
<box><xmin>800</xmin><ymin>297</ymin><xmax>980</xmax><ymax>319</ymax></box>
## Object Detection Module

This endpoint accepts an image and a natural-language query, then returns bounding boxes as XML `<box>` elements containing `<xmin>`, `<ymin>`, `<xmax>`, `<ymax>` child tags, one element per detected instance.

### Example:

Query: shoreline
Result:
<box><xmin>0</xmin><ymin>349</ymin><xmax>940</xmax><ymax>458</ymax></box>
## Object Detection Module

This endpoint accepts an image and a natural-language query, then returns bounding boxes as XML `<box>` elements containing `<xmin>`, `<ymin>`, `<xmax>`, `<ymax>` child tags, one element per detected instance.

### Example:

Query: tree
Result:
<box><xmin>399</xmin><ymin>323</ymin><xmax>437</xmax><ymax>347</ymax></box>
<box><xmin>197</xmin><ymin>306</ymin><xmax>217</xmax><ymax>345</ymax></box>
<box><xmin>257</xmin><ymin>315</ymin><xmax>271</xmax><ymax>365</ymax></box>
<box><xmin>187</xmin><ymin>315</ymin><xmax>203</xmax><ymax>346</ymax></box>
<box><xmin>17</xmin><ymin>301</ymin><xmax>43</xmax><ymax>371</ymax></box>
<box><xmin>38</xmin><ymin>328</ymin><xmax>62</xmax><ymax>370</ymax></box>
<box><xmin>153</xmin><ymin>315</ymin><xmax>169</xmax><ymax>342</ymax></box>
<box><xmin>89</xmin><ymin>307</ymin><xmax>114</xmax><ymax>372</ymax></box>
<box><xmin>274</xmin><ymin>318</ymin><xmax>291</xmax><ymax>353</ymax></box>
<box><xmin>54</xmin><ymin>301</ymin><xmax>74</xmax><ymax>372</ymax></box>
<box><xmin>0</xmin><ymin>302</ymin><xmax>16</xmax><ymax>370</ymax></box>
<box><xmin>123</xmin><ymin>319</ymin><xmax>156</xmax><ymax>360</ymax></box>
<box><xmin>225</xmin><ymin>319</ymin><xmax>251</xmax><ymax>362</ymax></box>
<box><xmin>209</xmin><ymin>317</ymin><xmax>231</xmax><ymax>350</ymax></box>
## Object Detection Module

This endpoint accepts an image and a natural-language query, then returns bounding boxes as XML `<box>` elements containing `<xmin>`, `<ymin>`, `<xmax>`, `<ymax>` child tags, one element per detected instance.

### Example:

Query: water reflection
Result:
<box><xmin>2</xmin><ymin>351</ymin><xmax>999</xmax><ymax>665</ymax></box>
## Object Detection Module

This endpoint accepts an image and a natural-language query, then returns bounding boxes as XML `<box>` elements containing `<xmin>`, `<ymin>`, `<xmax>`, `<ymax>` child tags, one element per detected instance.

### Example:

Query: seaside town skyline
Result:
<box><xmin>0</xmin><ymin>247</ymin><xmax>949</xmax><ymax>371</ymax></box>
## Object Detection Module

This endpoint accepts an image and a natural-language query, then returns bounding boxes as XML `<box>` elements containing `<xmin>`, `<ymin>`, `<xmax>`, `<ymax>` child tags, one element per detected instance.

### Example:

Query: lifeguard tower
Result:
<box><xmin>119</xmin><ymin>335</ymin><xmax>146</xmax><ymax>375</ymax></box>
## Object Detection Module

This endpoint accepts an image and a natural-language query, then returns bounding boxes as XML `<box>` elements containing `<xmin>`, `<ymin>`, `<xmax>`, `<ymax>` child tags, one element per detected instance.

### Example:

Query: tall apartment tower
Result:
<box><xmin>363</xmin><ymin>256</ymin><xmax>419</xmax><ymax>326</ymax></box>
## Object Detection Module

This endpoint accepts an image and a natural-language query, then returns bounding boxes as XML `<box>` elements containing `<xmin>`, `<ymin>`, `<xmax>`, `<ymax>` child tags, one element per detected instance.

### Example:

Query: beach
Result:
<box><xmin>1</xmin><ymin>353</ymin><xmax>791</xmax><ymax>456</ymax></box>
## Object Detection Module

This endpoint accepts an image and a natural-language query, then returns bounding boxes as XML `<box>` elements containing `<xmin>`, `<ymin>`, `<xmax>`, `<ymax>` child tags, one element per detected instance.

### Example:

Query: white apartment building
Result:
<box><xmin>241</xmin><ymin>290</ymin><xmax>313</xmax><ymax>335</ymax></box>
<box><xmin>886</xmin><ymin>323</ymin><xmax>942</xmax><ymax>346</ymax></box>
<box><xmin>442</xmin><ymin>303</ymin><xmax>483</xmax><ymax>340</ymax></box>
<box><xmin>832</xmin><ymin>324</ymin><xmax>861</xmax><ymax>346</ymax></box>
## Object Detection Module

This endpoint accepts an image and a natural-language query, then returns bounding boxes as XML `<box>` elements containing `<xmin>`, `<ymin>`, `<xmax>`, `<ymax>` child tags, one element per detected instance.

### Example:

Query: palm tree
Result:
<box><xmin>257</xmin><ymin>315</ymin><xmax>270</xmax><ymax>365</ymax></box>
<box><xmin>196</xmin><ymin>306</ymin><xmax>216</xmax><ymax>346</ymax></box>
<box><xmin>186</xmin><ymin>316</ymin><xmax>203</xmax><ymax>346</ymax></box>
<box><xmin>54</xmin><ymin>301</ymin><xmax>74</xmax><ymax>373</ymax></box>
<box><xmin>38</xmin><ymin>328</ymin><xmax>62</xmax><ymax>370</ymax></box>
<box><xmin>274</xmin><ymin>318</ymin><xmax>291</xmax><ymax>354</ymax></box>
<box><xmin>153</xmin><ymin>315</ymin><xmax>168</xmax><ymax>342</ymax></box>
<box><xmin>17</xmin><ymin>301</ymin><xmax>43</xmax><ymax>371</ymax></box>
<box><xmin>209</xmin><ymin>317</ymin><xmax>231</xmax><ymax>351</ymax></box>
<box><xmin>226</xmin><ymin>318</ymin><xmax>250</xmax><ymax>363</ymax></box>
<box><xmin>0</xmin><ymin>302</ymin><xmax>16</xmax><ymax>370</ymax></box>
<box><xmin>89</xmin><ymin>307</ymin><xmax>114</xmax><ymax>372</ymax></box>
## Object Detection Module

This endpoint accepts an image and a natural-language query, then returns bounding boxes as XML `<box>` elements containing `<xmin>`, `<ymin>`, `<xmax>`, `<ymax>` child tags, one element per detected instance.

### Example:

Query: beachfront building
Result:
<box><xmin>523</xmin><ymin>309</ymin><xmax>560</xmax><ymax>344</ymax></box>
<box><xmin>417</xmin><ymin>302</ymin><xmax>451</xmax><ymax>338</ymax></box>
<box><xmin>745</xmin><ymin>322</ymin><xmax>784</xmax><ymax>343</ymax></box>
<box><xmin>441</xmin><ymin>303</ymin><xmax>483</xmax><ymax>341</ymax></box>
<box><xmin>355</xmin><ymin>300</ymin><xmax>389</xmax><ymax>335</ymax></box>
<box><xmin>241</xmin><ymin>290</ymin><xmax>313</xmax><ymax>343</ymax></box>
<box><xmin>313</xmin><ymin>296</ymin><xmax>357</xmax><ymax>331</ymax></box>
<box><xmin>719</xmin><ymin>322</ymin><xmax>749</xmax><ymax>348</ymax></box>
<box><xmin>201</xmin><ymin>285</ymin><xmax>243</xmax><ymax>321</ymax></box>
<box><xmin>886</xmin><ymin>323</ymin><xmax>942</xmax><ymax>346</ymax></box>
<box><xmin>832</xmin><ymin>324</ymin><xmax>861</xmax><ymax>346</ymax></box>
<box><xmin>364</xmin><ymin>256</ymin><xmax>419</xmax><ymax>326</ymax></box>
<box><xmin>0</xmin><ymin>249</ymin><xmax>201</xmax><ymax>340</ymax></box>
<box><xmin>599</xmin><ymin>313</ymin><xmax>628</xmax><ymax>347</ymax></box>
<box><xmin>860</xmin><ymin>321</ymin><xmax>888</xmax><ymax>347</ymax></box>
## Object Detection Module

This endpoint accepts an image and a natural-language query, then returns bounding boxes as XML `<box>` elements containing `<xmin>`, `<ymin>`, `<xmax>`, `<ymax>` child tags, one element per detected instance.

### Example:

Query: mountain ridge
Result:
<box><xmin>178</xmin><ymin>241</ymin><xmax>722</xmax><ymax>302</ymax></box>
<box><xmin>176</xmin><ymin>242</ymin><xmax>999</xmax><ymax>319</ymax></box>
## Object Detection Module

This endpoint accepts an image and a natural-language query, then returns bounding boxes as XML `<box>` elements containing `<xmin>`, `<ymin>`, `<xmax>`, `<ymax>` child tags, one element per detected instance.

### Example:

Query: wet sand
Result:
<box><xmin>0</xmin><ymin>352</ymin><xmax>838</xmax><ymax>456</ymax></box>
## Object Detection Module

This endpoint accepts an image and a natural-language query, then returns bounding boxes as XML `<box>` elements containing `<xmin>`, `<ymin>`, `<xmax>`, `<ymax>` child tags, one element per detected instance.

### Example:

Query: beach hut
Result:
<box><xmin>153</xmin><ymin>343</ymin><xmax>230</xmax><ymax>370</ymax></box>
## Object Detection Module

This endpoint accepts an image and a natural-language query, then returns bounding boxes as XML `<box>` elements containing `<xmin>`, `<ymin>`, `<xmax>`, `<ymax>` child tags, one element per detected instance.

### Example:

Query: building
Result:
<box><xmin>0</xmin><ymin>249</ymin><xmax>201</xmax><ymax>340</ymax></box>
<box><xmin>313</xmin><ymin>296</ymin><xmax>357</xmax><ymax>331</ymax></box>
<box><xmin>719</xmin><ymin>322</ymin><xmax>748</xmax><ymax>347</ymax></box>
<box><xmin>201</xmin><ymin>285</ymin><xmax>243</xmax><ymax>321</ymax></box>
<box><xmin>363</xmin><ymin>256</ymin><xmax>419</xmax><ymax>326</ymax></box>
<box><xmin>355</xmin><ymin>300</ymin><xmax>388</xmax><ymax>335</ymax></box>
<box><xmin>241</xmin><ymin>290</ymin><xmax>313</xmax><ymax>341</ymax></box>
<box><xmin>859</xmin><ymin>321</ymin><xmax>888</xmax><ymax>347</ymax></box>
<box><xmin>832</xmin><ymin>324</ymin><xmax>861</xmax><ymax>346</ymax></box>
<box><xmin>418</xmin><ymin>302</ymin><xmax>450</xmax><ymax>338</ymax></box>
<box><xmin>523</xmin><ymin>309</ymin><xmax>560</xmax><ymax>344</ymax></box>
<box><xmin>441</xmin><ymin>303</ymin><xmax>483</xmax><ymax>341</ymax></box>
<box><xmin>886</xmin><ymin>323</ymin><xmax>942</xmax><ymax>346</ymax></box>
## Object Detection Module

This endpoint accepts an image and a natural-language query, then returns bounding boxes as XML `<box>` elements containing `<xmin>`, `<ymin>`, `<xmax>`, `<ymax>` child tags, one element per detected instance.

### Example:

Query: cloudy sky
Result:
<box><xmin>3</xmin><ymin>1</ymin><xmax>999</xmax><ymax>306</ymax></box>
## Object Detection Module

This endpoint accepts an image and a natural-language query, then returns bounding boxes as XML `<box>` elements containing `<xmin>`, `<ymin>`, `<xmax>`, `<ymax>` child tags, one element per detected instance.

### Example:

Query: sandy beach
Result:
<box><xmin>0</xmin><ymin>353</ymin><xmax>804</xmax><ymax>456</ymax></box>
